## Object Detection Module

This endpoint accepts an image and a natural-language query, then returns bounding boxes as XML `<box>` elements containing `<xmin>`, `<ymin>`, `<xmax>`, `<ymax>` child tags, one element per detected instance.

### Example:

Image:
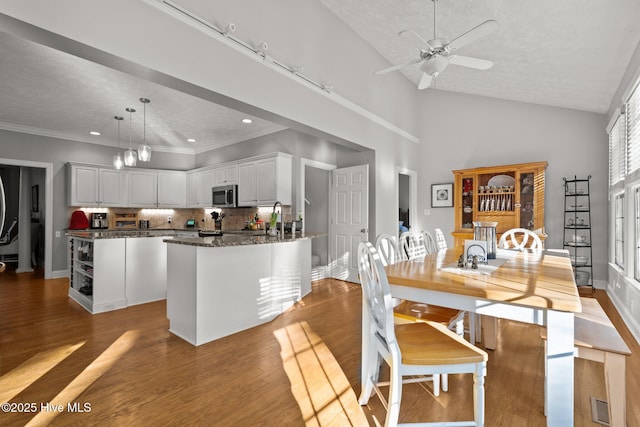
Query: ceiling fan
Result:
<box><xmin>374</xmin><ymin>0</ymin><xmax>499</xmax><ymax>89</ymax></box>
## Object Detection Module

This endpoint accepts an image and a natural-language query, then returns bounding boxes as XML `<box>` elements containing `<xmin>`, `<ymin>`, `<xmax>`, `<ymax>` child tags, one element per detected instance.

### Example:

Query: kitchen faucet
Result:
<box><xmin>273</xmin><ymin>201</ymin><xmax>284</xmax><ymax>239</ymax></box>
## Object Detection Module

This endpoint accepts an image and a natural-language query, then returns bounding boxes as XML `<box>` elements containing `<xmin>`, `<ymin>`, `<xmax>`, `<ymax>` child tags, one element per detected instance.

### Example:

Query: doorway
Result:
<box><xmin>396</xmin><ymin>167</ymin><xmax>417</xmax><ymax>236</ymax></box>
<box><xmin>0</xmin><ymin>158</ymin><xmax>53</xmax><ymax>278</ymax></box>
<box><xmin>300</xmin><ymin>158</ymin><xmax>336</xmax><ymax>281</ymax></box>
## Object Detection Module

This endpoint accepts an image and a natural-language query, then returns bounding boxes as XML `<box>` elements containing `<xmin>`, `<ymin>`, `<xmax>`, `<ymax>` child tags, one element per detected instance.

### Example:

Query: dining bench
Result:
<box><xmin>541</xmin><ymin>297</ymin><xmax>631</xmax><ymax>427</ymax></box>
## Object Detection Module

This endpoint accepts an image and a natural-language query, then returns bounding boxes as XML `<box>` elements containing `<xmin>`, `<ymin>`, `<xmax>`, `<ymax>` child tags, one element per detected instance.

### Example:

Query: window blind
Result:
<box><xmin>627</xmin><ymin>82</ymin><xmax>640</xmax><ymax>174</ymax></box>
<box><xmin>609</xmin><ymin>113</ymin><xmax>625</xmax><ymax>185</ymax></box>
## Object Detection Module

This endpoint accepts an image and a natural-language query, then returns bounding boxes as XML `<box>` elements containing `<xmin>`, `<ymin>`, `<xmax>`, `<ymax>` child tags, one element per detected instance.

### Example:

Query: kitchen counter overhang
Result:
<box><xmin>163</xmin><ymin>232</ymin><xmax>325</xmax><ymax>247</ymax></box>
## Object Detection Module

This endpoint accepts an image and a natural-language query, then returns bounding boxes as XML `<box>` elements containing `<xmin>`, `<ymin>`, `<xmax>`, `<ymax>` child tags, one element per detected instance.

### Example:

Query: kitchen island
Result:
<box><xmin>164</xmin><ymin>232</ymin><xmax>321</xmax><ymax>346</ymax></box>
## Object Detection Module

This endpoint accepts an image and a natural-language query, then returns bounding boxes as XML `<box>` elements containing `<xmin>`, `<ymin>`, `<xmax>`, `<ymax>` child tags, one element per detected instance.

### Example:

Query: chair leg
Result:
<box><xmin>433</xmin><ymin>373</ymin><xmax>440</xmax><ymax>396</ymax></box>
<box><xmin>359</xmin><ymin>352</ymin><xmax>381</xmax><ymax>405</ymax></box>
<box><xmin>474</xmin><ymin>363</ymin><xmax>486</xmax><ymax>427</ymax></box>
<box><xmin>441</xmin><ymin>373</ymin><xmax>448</xmax><ymax>393</ymax></box>
<box><xmin>385</xmin><ymin>359</ymin><xmax>402</xmax><ymax>427</ymax></box>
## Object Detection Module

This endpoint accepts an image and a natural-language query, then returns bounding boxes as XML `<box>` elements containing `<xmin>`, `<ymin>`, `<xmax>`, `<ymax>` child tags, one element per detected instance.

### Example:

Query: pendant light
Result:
<box><xmin>124</xmin><ymin>107</ymin><xmax>137</xmax><ymax>167</ymax></box>
<box><xmin>138</xmin><ymin>98</ymin><xmax>152</xmax><ymax>162</ymax></box>
<box><xmin>112</xmin><ymin>116</ymin><xmax>124</xmax><ymax>170</ymax></box>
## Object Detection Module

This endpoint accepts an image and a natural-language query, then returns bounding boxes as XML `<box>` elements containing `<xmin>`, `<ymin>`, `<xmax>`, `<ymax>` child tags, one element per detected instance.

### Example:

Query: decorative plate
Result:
<box><xmin>487</xmin><ymin>174</ymin><xmax>516</xmax><ymax>188</ymax></box>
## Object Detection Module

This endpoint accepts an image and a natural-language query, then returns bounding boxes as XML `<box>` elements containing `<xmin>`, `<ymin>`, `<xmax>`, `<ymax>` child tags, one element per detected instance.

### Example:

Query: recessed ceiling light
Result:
<box><xmin>89</xmin><ymin>131</ymin><xmax>100</xmax><ymax>136</ymax></box>
<box><xmin>242</xmin><ymin>118</ymin><xmax>253</xmax><ymax>124</ymax></box>
<box><xmin>187</xmin><ymin>138</ymin><xmax>196</xmax><ymax>143</ymax></box>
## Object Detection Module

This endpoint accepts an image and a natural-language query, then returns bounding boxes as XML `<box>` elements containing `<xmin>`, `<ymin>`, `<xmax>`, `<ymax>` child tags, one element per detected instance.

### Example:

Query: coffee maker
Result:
<box><xmin>90</xmin><ymin>212</ymin><xmax>108</xmax><ymax>229</ymax></box>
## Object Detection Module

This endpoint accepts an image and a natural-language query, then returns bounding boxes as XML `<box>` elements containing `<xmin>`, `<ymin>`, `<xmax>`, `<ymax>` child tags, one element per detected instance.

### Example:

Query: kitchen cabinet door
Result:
<box><xmin>214</xmin><ymin>164</ymin><xmax>238</xmax><ymax>186</ymax></box>
<box><xmin>237</xmin><ymin>162</ymin><xmax>257</xmax><ymax>206</ymax></box>
<box><xmin>158</xmin><ymin>171</ymin><xmax>186</xmax><ymax>207</ymax></box>
<box><xmin>69</xmin><ymin>165</ymin><xmax>99</xmax><ymax>206</ymax></box>
<box><xmin>99</xmin><ymin>168</ymin><xmax>127</xmax><ymax>206</ymax></box>
<box><xmin>256</xmin><ymin>158</ymin><xmax>277</xmax><ymax>204</ymax></box>
<box><xmin>128</xmin><ymin>170</ymin><xmax>158</xmax><ymax>207</ymax></box>
<box><xmin>186</xmin><ymin>171</ymin><xmax>202</xmax><ymax>207</ymax></box>
<box><xmin>200</xmin><ymin>169</ymin><xmax>216</xmax><ymax>207</ymax></box>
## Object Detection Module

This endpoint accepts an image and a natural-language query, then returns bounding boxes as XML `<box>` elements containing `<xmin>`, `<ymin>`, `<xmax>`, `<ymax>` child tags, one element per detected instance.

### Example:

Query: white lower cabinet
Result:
<box><xmin>69</xmin><ymin>235</ymin><xmax>169</xmax><ymax>313</ymax></box>
<box><xmin>125</xmin><ymin>237</ymin><xmax>167</xmax><ymax>305</ymax></box>
<box><xmin>68</xmin><ymin>237</ymin><xmax>126</xmax><ymax>313</ymax></box>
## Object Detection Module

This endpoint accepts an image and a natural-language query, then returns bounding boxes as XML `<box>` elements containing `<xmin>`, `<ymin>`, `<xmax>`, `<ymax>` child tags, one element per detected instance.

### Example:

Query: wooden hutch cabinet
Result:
<box><xmin>452</xmin><ymin>161</ymin><xmax>547</xmax><ymax>248</ymax></box>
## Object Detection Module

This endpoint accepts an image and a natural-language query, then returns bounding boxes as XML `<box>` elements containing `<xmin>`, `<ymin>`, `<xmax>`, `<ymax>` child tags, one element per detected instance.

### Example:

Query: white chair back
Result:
<box><xmin>498</xmin><ymin>228</ymin><xmax>542</xmax><ymax>250</ymax></box>
<box><xmin>375</xmin><ymin>234</ymin><xmax>401</xmax><ymax>266</ymax></box>
<box><xmin>422</xmin><ymin>230</ymin><xmax>438</xmax><ymax>254</ymax></box>
<box><xmin>357</xmin><ymin>242</ymin><xmax>397</xmax><ymax>346</ymax></box>
<box><xmin>434</xmin><ymin>228</ymin><xmax>448</xmax><ymax>251</ymax></box>
<box><xmin>399</xmin><ymin>231</ymin><xmax>426</xmax><ymax>260</ymax></box>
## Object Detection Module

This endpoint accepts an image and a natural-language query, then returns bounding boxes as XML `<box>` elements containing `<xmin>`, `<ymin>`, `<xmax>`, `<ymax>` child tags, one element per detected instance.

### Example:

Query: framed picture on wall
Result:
<box><xmin>431</xmin><ymin>183</ymin><xmax>453</xmax><ymax>208</ymax></box>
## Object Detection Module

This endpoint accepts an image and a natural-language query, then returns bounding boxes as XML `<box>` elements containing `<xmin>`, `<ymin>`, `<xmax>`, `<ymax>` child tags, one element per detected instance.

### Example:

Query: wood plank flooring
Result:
<box><xmin>0</xmin><ymin>266</ymin><xmax>638</xmax><ymax>426</ymax></box>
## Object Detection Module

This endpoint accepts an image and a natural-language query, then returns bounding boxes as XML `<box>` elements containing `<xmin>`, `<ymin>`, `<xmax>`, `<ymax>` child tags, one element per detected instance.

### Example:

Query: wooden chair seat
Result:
<box><xmin>396</xmin><ymin>322</ymin><xmax>487</xmax><ymax>366</ymax></box>
<box><xmin>394</xmin><ymin>300</ymin><xmax>463</xmax><ymax>325</ymax></box>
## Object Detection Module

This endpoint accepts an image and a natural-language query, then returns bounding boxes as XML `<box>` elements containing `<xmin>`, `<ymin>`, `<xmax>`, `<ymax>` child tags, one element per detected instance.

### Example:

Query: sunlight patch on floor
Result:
<box><xmin>25</xmin><ymin>330</ymin><xmax>139</xmax><ymax>426</ymax></box>
<box><xmin>0</xmin><ymin>342</ymin><xmax>85</xmax><ymax>403</ymax></box>
<box><xmin>274</xmin><ymin>321</ymin><xmax>368</xmax><ymax>426</ymax></box>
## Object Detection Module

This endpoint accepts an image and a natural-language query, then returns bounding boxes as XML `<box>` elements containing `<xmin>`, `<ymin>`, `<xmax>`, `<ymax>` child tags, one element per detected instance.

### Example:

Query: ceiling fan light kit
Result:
<box><xmin>374</xmin><ymin>0</ymin><xmax>499</xmax><ymax>90</ymax></box>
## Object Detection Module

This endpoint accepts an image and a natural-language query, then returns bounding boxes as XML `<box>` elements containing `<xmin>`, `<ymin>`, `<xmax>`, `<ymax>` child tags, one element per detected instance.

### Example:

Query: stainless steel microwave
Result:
<box><xmin>212</xmin><ymin>184</ymin><xmax>237</xmax><ymax>208</ymax></box>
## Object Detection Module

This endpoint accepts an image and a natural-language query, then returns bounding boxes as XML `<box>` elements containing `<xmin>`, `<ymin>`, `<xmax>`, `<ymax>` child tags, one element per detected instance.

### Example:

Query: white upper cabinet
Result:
<box><xmin>186</xmin><ymin>171</ymin><xmax>202</xmax><ymax>208</ymax></box>
<box><xmin>99</xmin><ymin>168</ymin><xmax>127</xmax><ymax>206</ymax></box>
<box><xmin>68</xmin><ymin>163</ymin><xmax>126</xmax><ymax>207</ymax></box>
<box><xmin>128</xmin><ymin>170</ymin><xmax>158</xmax><ymax>207</ymax></box>
<box><xmin>200</xmin><ymin>169</ymin><xmax>216</xmax><ymax>207</ymax></box>
<box><xmin>214</xmin><ymin>164</ymin><xmax>238</xmax><ymax>186</ymax></box>
<box><xmin>158</xmin><ymin>171</ymin><xmax>186</xmax><ymax>207</ymax></box>
<box><xmin>237</xmin><ymin>153</ymin><xmax>292</xmax><ymax>206</ymax></box>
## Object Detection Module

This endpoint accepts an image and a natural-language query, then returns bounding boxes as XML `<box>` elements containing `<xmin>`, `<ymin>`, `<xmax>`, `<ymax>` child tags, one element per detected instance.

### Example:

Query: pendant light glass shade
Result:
<box><xmin>138</xmin><ymin>98</ymin><xmax>152</xmax><ymax>162</ymax></box>
<box><xmin>124</xmin><ymin>107</ymin><xmax>137</xmax><ymax>167</ymax></box>
<box><xmin>124</xmin><ymin>149</ymin><xmax>137</xmax><ymax>166</ymax></box>
<box><xmin>113</xmin><ymin>116</ymin><xmax>124</xmax><ymax>170</ymax></box>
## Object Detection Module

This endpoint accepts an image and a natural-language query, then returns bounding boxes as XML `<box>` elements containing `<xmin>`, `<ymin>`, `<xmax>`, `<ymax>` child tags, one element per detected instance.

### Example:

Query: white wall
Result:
<box><xmin>416</xmin><ymin>90</ymin><xmax>608</xmax><ymax>282</ymax></box>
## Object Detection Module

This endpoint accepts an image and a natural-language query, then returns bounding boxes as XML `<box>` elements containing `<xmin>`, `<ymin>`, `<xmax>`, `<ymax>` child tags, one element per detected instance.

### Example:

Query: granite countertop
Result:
<box><xmin>65</xmin><ymin>229</ymin><xmax>326</xmax><ymax>246</ymax></box>
<box><xmin>164</xmin><ymin>232</ymin><xmax>326</xmax><ymax>247</ymax></box>
<box><xmin>65</xmin><ymin>229</ymin><xmax>199</xmax><ymax>239</ymax></box>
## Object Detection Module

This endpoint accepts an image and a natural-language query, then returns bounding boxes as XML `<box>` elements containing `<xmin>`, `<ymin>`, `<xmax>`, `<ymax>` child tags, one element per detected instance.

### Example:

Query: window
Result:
<box><xmin>627</xmin><ymin>82</ymin><xmax>640</xmax><ymax>174</ymax></box>
<box><xmin>615</xmin><ymin>192</ymin><xmax>625</xmax><ymax>268</ymax></box>
<box><xmin>636</xmin><ymin>188</ymin><xmax>640</xmax><ymax>280</ymax></box>
<box><xmin>608</xmin><ymin>112</ymin><xmax>625</xmax><ymax>185</ymax></box>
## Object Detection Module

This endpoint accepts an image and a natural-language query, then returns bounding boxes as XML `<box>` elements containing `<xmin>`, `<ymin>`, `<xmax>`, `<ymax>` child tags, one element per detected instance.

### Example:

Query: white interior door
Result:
<box><xmin>330</xmin><ymin>164</ymin><xmax>369</xmax><ymax>282</ymax></box>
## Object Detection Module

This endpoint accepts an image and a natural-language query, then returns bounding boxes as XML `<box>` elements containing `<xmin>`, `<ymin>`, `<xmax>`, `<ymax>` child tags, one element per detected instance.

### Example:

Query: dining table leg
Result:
<box><xmin>545</xmin><ymin>310</ymin><xmax>575</xmax><ymax>426</ymax></box>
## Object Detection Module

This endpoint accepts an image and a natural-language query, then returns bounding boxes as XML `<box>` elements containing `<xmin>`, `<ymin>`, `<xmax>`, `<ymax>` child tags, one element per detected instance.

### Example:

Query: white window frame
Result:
<box><xmin>614</xmin><ymin>192</ymin><xmax>625</xmax><ymax>269</ymax></box>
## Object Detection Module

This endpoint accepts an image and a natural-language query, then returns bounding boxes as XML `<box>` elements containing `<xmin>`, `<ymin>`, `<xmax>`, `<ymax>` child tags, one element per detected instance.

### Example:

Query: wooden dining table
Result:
<box><xmin>361</xmin><ymin>247</ymin><xmax>582</xmax><ymax>427</ymax></box>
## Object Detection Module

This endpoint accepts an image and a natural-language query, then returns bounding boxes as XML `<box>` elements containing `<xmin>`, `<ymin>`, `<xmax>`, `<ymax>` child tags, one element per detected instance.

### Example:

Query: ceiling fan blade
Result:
<box><xmin>374</xmin><ymin>57</ymin><xmax>422</xmax><ymax>76</ymax></box>
<box><xmin>418</xmin><ymin>72</ymin><xmax>433</xmax><ymax>90</ymax></box>
<box><xmin>446</xmin><ymin>20</ymin><xmax>499</xmax><ymax>53</ymax></box>
<box><xmin>449</xmin><ymin>55</ymin><xmax>494</xmax><ymax>70</ymax></box>
<box><xmin>398</xmin><ymin>30</ymin><xmax>434</xmax><ymax>52</ymax></box>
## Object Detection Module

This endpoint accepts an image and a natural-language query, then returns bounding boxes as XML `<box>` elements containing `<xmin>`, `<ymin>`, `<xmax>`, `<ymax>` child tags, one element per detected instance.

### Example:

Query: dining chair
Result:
<box><xmin>399</xmin><ymin>231</ymin><xmax>426</xmax><ymax>260</ymax></box>
<box><xmin>434</xmin><ymin>228</ymin><xmax>448</xmax><ymax>251</ymax></box>
<box><xmin>357</xmin><ymin>241</ymin><xmax>488</xmax><ymax>427</ymax></box>
<box><xmin>498</xmin><ymin>228</ymin><xmax>542</xmax><ymax>251</ymax></box>
<box><xmin>375</xmin><ymin>234</ymin><xmax>402</xmax><ymax>267</ymax></box>
<box><xmin>422</xmin><ymin>230</ymin><xmax>438</xmax><ymax>255</ymax></box>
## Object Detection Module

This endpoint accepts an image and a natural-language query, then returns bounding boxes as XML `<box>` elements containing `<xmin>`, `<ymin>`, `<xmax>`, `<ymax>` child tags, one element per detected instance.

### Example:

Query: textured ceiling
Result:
<box><xmin>0</xmin><ymin>1</ymin><xmax>639</xmax><ymax>156</ymax></box>
<box><xmin>320</xmin><ymin>0</ymin><xmax>640</xmax><ymax>113</ymax></box>
<box><xmin>0</xmin><ymin>33</ymin><xmax>284</xmax><ymax>154</ymax></box>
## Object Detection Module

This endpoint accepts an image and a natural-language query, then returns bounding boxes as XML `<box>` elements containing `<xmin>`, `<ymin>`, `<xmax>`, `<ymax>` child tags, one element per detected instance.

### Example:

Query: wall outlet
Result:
<box><xmin>424</xmin><ymin>209</ymin><xmax>431</xmax><ymax>216</ymax></box>
<box><xmin>167</xmin><ymin>216</ymin><xmax>172</xmax><ymax>224</ymax></box>
<box><xmin>55</xmin><ymin>231</ymin><xmax>61</xmax><ymax>238</ymax></box>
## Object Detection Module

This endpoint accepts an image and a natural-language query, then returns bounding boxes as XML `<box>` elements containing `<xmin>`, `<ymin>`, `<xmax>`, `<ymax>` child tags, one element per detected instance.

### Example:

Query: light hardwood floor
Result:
<box><xmin>0</xmin><ymin>266</ymin><xmax>638</xmax><ymax>426</ymax></box>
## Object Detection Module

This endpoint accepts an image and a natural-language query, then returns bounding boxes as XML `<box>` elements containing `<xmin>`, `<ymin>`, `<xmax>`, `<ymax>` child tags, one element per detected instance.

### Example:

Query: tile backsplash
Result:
<box><xmin>68</xmin><ymin>206</ymin><xmax>293</xmax><ymax>231</ymax></box>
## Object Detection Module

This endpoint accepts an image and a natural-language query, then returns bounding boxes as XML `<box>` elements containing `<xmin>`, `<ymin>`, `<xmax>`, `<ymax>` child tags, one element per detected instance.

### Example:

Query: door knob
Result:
<box><xmin>360</xmin><ymin>228</ymin><xmax>368</xmax><ymax>233</ymax></box>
